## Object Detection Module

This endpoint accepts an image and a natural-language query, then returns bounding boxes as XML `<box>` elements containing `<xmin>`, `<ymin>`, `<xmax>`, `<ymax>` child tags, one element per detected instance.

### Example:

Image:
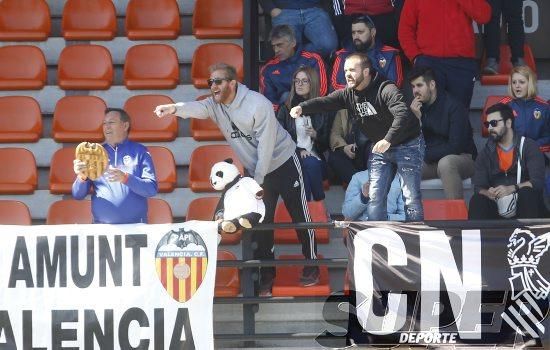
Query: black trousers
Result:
<box><xmin>328</xmin><ymin>148</ymin><xmax>366</xmax><ymax>185</ymax></box>
<box><xmin>484</xmin><ymin>0</ymin><xmax>525</xmax><ymax>62</ymax></box>
<box><xmin>468</xmin><ymin>187</ymin><xmax>546</xmax><ymax>220</ymax></box>
<box><xmin>253</xmin><ymin>152</ymin><xmax>318</xmax><ymax>280</ymax></box>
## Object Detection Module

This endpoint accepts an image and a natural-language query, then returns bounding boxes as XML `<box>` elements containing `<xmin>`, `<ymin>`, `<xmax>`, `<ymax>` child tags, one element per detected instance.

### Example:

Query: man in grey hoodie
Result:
<box><xmin>155</xmin><ymin>63</ymin><xmax>320</xmax><ymax>295</ymax></box>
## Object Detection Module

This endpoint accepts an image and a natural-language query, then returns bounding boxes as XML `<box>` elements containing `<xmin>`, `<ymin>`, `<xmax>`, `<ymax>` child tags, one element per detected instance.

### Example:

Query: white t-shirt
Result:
<box><xmin>295</xmin><ymin>115</ymin><xmax>319</xmax><ymax>159</ymax></box>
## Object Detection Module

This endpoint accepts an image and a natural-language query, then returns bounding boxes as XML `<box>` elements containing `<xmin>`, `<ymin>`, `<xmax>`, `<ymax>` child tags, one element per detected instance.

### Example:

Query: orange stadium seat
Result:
<box><xmin>147</xmin><ymin>198</ymin><xmax>173</xmax><ymax>224</ymax></box>
<box><xmin>123</xmin><ymin>44</ymin><xmax>179</xmax><ymax>89</ymax></box>
<box><xmin>49</xmin><ymin>147</ymin><xmax>77</xmax><ymax>194</ymax></box>
<box><xmin>0</xmin><ymin>0</ymin><xmax>51</xmax><ymax>41</ymax></box>
<box><xmin>188</xmin><ymin>145</ymin><xmax>244</xmax><ymax>192</ymax></box>
<box><xmin>189</xmin><ymin>94</ymin><xmax>224</xmax><ymax>141</ymax></box>
<box><xmin>0</xmin><ymin>96</ymin><xmax>42</xmax><ymax>143</ymax></box>
<box><xmin>481</xmin><ymin>44</ymin><xmax>536</xmax><ymax>85</ymax></box>
<box><xmin>58</xmin><ymin>45</ymin><xmax>113</xmax><ymax>90</ymax></box>
<box><xmin>272</xmin><ymin>255</ymin><xmax>330</xmax><ymax>297</ymax></box>
<box><xmin>124</xmin><ymin>95</ymin><xmax>178</xmax><ymax>141</ymax></box>
<box><xmin>0</xmin><ymin>200</ymin><xmax>32</xmax><ymax>225</ymax></box>
<box><xmin>193</xmin><ymin>0</ymin><xmax>243</xmax><ymax>39</ymax></box>
<box><xmin>481</xmin><ymin>95</ymin><xmax>507</xmax><ymax>137</ymax></box>
<box><xmin>61</xmin><ymin>0</ymin><xmax>117</xmax><ymax>40</ymax></box>
<box><xmin>215</xmin><ymin>250</ymin><xmax>240</xmax><ymax>297</ymax></box>
<box><xmin>126</xmin><ymin>0</ymin><xmax>180</xmax><ymax>40</ymax></box>
<box><xmin>52</xmin><ymin>96</ymin><xmax>106</xmax><ymax>142</ymax></box>
<box><xmin>0</xmin><ymin>148</ymin><xmax>37</xmax><ymax>194</ymax></box>
<box><xmin>147</xmin><ymin>146</ymin><xmax>176</xmax><ymax>193</ymax></box>
<box><xmin>46</xmin><ymin>199</ymin><xmax>92</xmax><ymax>224</ymax></box>
<box><xmin>274</xmin><ymin>201</ymin><xmax>330</xmax><ymax>244</ymax></box>
<box><xmin>186</xmin><ymin>196</ymin><xmax>241</xmax><ymax>245</ymax></box>
<box><xmin>422</xmin><ymin>199</ymin><xmax>468</xmax><ymax>220</ymax></box>
<box><xmin>191</xmin><ymin>43</ymin><xmax>243</xmax><ymax>88</ymax></box>
<box><xmin>0</xmin><ymin>46</ymin><xmax>46</xmax><ymax>90</ymax></box>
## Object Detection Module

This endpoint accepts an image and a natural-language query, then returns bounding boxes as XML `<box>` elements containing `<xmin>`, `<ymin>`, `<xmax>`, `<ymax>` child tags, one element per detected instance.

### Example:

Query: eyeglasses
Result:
<box><xmin>207</xmin><ymin>78</ymin><xmax>231</xmax><ymax>87</ymax></box>
<box><xmin>483</xmin><ymin>119</ymin><xmax>504</xmax><ymax>128</ymax></box>
<box><xmin>294</xmin><ymin>78</ymin><xmax>310</xmax><ymax>85</ymax></box>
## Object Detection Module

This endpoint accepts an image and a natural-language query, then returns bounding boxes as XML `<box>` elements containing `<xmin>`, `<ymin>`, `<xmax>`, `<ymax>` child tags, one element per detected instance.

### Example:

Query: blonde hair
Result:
<box><xmin>285</xmin><ymin>66</ymin><xmax>321</xmax><ymax>108</ymax></box>
<box><xmin>508</xmin><ymin>65</ymin><xmax>538</xmax><ymax>99</ymax></box>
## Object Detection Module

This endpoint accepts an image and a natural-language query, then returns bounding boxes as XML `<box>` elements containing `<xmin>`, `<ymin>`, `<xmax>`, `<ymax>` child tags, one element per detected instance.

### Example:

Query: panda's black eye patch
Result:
<box><xmin>216</xmin><ymin>171</ymin><xmax>223</xmax><ymax>177</ymax></box>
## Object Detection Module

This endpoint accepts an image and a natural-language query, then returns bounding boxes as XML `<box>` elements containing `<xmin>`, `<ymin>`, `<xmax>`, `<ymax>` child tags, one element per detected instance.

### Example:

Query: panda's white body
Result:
<box><xmin>223</xmin><ymin>177</ymin><xmax>265</xmax><ymax>222</ymax></box>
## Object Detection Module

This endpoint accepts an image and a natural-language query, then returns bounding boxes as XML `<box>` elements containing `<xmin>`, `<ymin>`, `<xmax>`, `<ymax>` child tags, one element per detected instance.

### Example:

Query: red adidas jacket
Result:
<box><xmin>398</xmin><ymin>0</ymin><xmax>491</xmax><ymax>62</ymax></box>
<box><xmin>344</xmin><ymin>0</ymin><xmax>394</xmax><ymax>16</ymax></box>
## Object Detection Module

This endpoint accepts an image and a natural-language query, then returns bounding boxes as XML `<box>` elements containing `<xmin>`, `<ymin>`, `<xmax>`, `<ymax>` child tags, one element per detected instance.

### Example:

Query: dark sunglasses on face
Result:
<box><xmin>483</xmin><ymin>119</ymin><xmax>504</xmax><ymax>128</ymax></box>
<box><xmin>207</xmin><ymin>78</ymin><xmax>231</xmax><ymax>87</ymax></box>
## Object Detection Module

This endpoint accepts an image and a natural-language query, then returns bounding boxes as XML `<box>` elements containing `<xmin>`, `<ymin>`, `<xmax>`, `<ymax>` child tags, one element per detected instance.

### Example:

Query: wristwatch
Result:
<box><xmin>514</xmin><ymin>184</ymin><xmax>520</xmax><ymax>192</ymax></box>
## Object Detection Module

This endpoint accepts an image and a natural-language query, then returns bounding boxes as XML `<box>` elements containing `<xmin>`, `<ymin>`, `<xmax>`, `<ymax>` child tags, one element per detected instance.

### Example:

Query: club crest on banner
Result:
<box><xmin>155</xmin><ymin>228</ymin><xmax>209</xmax><ymax>303</ymax></box>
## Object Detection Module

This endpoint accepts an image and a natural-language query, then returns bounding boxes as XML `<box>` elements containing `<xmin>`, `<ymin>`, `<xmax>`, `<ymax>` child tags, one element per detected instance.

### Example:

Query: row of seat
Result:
<box><xmin>0</xmin><ymin>0</ymin><xmax>242</xmax><ymax>41</ymax></box>
<box><xmin>0</xmin><ymin>43</ymin><xmax>244</xmax><ymax>90</ymax></box>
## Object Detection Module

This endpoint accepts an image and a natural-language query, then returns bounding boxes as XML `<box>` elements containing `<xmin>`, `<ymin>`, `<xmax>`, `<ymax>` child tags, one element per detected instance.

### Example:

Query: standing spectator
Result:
<box><xmin>408</xmin><ymin>66</ymin><xmax>477</xmax><ymax>199</ymax></box>
<box><xmin>332</xmin><ymin>15</ymin><xmax>403</xmax><ymax>90</ymax></box>
<box><xmin>276</xmin><ymin>66</ymin><xmax>331</xmax><ymax>201</ymax></box>
<box><xmin>260</xmin><ymin>25</ymin><xmax>328</xmax><ymax>111</ymax></box>
<box><xmin>398</xmin><ymin>0</ymin><xmax>492</xmax><ymax>108</ymax></box>
<box><xmin>154</xmin><ymin>63</ymin><xmax>320</xmax><ymax>295</ymax></box>
<box><xmin>259</xmin><ymin>0</ymin><xmax>338</xmax><ymax>58</ymax></box>
<box><xmin>469</xmin><ymin>103</ymin><xmax>546</xmax><ymax>219</ymax></box>
<box><xmin>483</xmin><ymin>0</ymin><xmax>525</xmax><ymax>74</ymax></box>
<box><xmin>72</xmin><ymin>108</ymin><xmax>158</xmax><ymax>224</ymax></box>
<box><xmin>291</xmin><ymin>53</ymin><xmax>424</xmax><ymax>221</ymax></box>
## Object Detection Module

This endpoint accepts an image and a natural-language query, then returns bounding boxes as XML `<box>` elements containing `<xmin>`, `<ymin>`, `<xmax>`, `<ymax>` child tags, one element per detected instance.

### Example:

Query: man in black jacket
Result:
<box><xmin>409</xmin><ymin>66</ymin><xmax>477</xmax><ymax>199</ymax></box>
<box><xmin>291</xmin><ymin>53</ymin><xmax>425</xmax><ymax>221</ymax></box>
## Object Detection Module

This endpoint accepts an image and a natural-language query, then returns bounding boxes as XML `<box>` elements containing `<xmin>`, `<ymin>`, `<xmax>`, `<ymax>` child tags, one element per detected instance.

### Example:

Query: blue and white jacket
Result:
<box><xmin>501</xmin><ymin>96</ymin><xmax>550</xmax><ymax>152</ymax></box>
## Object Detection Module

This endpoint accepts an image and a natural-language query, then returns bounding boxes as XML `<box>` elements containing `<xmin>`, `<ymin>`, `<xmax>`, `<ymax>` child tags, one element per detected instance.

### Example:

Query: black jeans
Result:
<box><xmin>484</xmin><ymin>0</ymin><xmax>525</xmax><ymax>62</ymax></box>
<box><xmin>468</xmin><ymin>187</ymin><xmax>546</xmax><ymax>220</ymax></box>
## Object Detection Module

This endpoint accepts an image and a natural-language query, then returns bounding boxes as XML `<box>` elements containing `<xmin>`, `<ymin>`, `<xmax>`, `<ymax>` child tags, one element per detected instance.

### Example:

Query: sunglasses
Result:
<box><xmin>483</xmin><ymin>119</ymin><xmax>504</xmax><ymax>128</ymax></box>
<box><xmin>207</xmin><ymin>78</ymin><xmax>231</xmax><ymax>87</ymax></box>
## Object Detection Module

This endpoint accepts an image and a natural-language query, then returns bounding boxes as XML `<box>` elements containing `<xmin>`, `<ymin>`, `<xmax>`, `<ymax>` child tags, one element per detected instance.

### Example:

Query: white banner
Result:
<box><xmin>0</xmin><ymin>220</ymin><xmax>218</xmax><ymax>350</ymax></box>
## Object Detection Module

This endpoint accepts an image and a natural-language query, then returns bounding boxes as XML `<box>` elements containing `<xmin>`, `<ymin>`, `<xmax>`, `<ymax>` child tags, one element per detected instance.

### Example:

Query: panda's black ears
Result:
<box><xmin>224</xmin><ymin>158</ymin><xmax>234</xmax><ymax>164</ymax></box>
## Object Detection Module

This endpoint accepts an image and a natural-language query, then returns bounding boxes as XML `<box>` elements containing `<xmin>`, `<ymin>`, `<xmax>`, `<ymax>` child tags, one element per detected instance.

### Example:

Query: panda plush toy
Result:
<box><xmin>210</xmin><ymin>159</ymin><xmax>265</xmax><ymax>234</ymax></box>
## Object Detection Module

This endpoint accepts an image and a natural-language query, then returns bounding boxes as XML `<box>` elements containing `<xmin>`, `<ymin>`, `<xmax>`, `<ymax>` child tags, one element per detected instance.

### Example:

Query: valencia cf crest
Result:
<box><xmin>534</xmin><ymin>109</ymin><xmax>542</xmax><ymax>120</ymax></box>
<box><xmin>155</xmin><ymin>228</ymin><xmax>208</xmax><ymax>303</ymax></box>
<box><xmin>378</xmin><ymin>57</ymin><xmax>387</xmax><ymax>68</ymax></box>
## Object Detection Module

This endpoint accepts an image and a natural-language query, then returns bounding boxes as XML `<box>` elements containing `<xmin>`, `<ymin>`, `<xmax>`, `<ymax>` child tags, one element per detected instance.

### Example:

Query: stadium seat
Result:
<box><xmin>123</xmin><ymin>44</ymin><xmax>179</xmax><ymax>89</ymax></box>
<box><xmin>274</xmin><ymin>201</ymin><xmax>330</xmax><ymax>244</ymax></box>
<box><xmin>272</xmin><ymin>255</ymin><xmax>330</xmax><ymax>297</ymax></box>
<box><xmin>215</xmin><ymin>250</ymin><xmax>240</xmax><ymax>297</ymax></box>
<box><xmin>147</xmin><ymin>198</ymin><xmax>173</xmax><ymax>224</ymax></box>
<box><xmin>147</xmin><ymin>146</ymin><xmax>176</xmax><ymax>193</ymax></box>
<box><xmin>58</xmin><ymin>45</ymin><xmax>113</xmax><ymax>90</ymax></box>
<box><xmin>422</xmin><ymin>199</ymin><xmax>468</xmax><ymax>220</ymax></box>
<box><xmin>0</xmin><ymin>45</ymin><xmax>46</xmax><ymax>90</ymax></box>
<box><xmin>52</xmin><ymin>96</ymin><xmax>106</xmax><ymax>142</ymax></box>
<box><xmin>481</xmin><ymin>44</ymin><xmax>536</xmax><ymax>85</ymax></box>
<box><xmin>189</xmin><ymin>94</ymin><xmax>224</xmax><ymax>141</ymax></box>
<box><xmin>186</xmin><ymin>196</ymin><xmax>241</xmax><ymax>245</ymax></box>
<box><xmin>0</xmin><ymin>200</ymin><xmax>32</xmax><ymax>225</ymax></box>
<box><xmin>0</xmin><ymin>96</ymin><xmax>42</xmax><ymax>143</ymax></box>
<box><xmin>0</xmin><ymin>0</ymin><xmax>51</xmax><ymax>41</ymax></box>
<box><xmin>124</xmin><ymin>95</ymin><xmax>178</xmax><ymax>141</ymax></box>
<box><xmin>188</xmin><ymin>145</ymin><xmax>244</xmax><ymax>192</ymax></box>
<box><xmin>0</xmin><ymin>148</ymin><xmax>37</xmax><ymax>194</ymax></box>
<box><xmin>193</xmin><ymin>0</ymin><xmax>243</xmax><ymax>39</ymax></box>
<box><xmin>49</xmin><ymin>147</ymin><xmax>77</xmax><ymax>194</ymax></box>
<box><xmin>191</xmin><ymin>43</ymin><xmax>243</xmax><ymax>88</ymax></box>
<box><xmin>125</xmin><ymin>0</ymin><xmax>180</xmax><ymax>40</ymax></box>
<box><xmin>46</xmin><ymin>199</ymin><xmax>92</xmax><ymax>224</ymax></box>
<box><xmin>481</xmin><ymin>95</ymin><xmax>507</xmax><ymax>137</ymax></box>
<box><xmin>61</xmin><ymin>0</ymin><xmax>117</xmax><ymax>40</ymax></box>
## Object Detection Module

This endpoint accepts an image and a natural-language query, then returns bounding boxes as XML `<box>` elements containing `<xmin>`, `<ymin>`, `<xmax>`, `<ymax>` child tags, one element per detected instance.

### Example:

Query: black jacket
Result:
<box><xmin>421</xmin><ymin>92</ymin><xmax>477</xmax><ymax>163</ymax></box>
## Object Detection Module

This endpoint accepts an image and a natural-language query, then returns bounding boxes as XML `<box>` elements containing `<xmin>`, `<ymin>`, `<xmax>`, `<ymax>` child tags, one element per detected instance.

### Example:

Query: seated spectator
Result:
<box><xmin>500</xmin><ymin>66</ymin><xmax>550</xmax><ymax>154</ymax></box>
<box><xmin>276</xmin><ymin>66</ymin><xmax>331</xmax><ymax>201</ymax></box>
<box><xmin>469</xmin><ymin>103</ymin><xmax>546</xmax><ymax>219</ymax></box>
<box><xmin>343</xmin><ymin>170</ymin><xmax>405</xmax><ymax>221</ymax></box>
<box><xmin>332</xmin><ymin>15</ymin><xmax>403</xmax><ymax>90</ymax></box>
<box><xmin>483</xmin><ymin>0</ymin><xmax>525</xmax><ymax>74</ymax></box>
<box><xmin>259</xmin><ymin>0</ymin><xmax>338</xmax><ymax>58</ymax></box>
<box><xmin>408</xmin><ymin>67</ymin><xmax>477</xmax><ymax>199</ymax></box>
<box><xmin>260</xmin><ymin>25</ymin><xmax>328</xmax><ymax>111</ymax></box>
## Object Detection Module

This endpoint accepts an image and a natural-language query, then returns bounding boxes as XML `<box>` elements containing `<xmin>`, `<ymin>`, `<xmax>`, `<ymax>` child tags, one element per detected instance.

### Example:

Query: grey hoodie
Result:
<box><xmin>174</xmin><ymin>83</ymin><xmax>296</xmax><ymax>184</ymax></box>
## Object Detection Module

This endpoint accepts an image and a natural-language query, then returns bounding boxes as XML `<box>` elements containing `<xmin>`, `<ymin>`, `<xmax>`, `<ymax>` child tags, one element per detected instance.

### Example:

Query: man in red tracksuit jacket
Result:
<box><xmin>398</xmin><ymin>0</ymin><xmax>492</xmax><ymax>109</ymax></box>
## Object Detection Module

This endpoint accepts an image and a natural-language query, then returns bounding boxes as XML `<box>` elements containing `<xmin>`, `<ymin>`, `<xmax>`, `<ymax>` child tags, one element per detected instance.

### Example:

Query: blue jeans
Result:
<box><xmin>271</xmin><ymin>7</ymin><xmax>338</xmax><ymax>58</ymax></box>
<box><xmin>301</xmin><ymin>155</ymin><xmax>326</xmax><ymax>201</ymax></box>
<box><xmin>367</xmin><ymin>136</ymin><xmax>425</xmax><ymax>221</ymax></box>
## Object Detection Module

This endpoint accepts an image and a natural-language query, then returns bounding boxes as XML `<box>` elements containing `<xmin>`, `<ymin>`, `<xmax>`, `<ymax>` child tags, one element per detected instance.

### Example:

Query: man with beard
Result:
<box><xmin>154</xmin><ymin>63</ymin><xmax>321</xmax><ymax>295</ymax></box>
<box><xmin>331</xmin><ymin>15</ymin><xmax>403</xmax><ymax>90</ymax></box>
<box><xmin>291</xmin><ymin>53</ymin><xmax>425</xmax><ymax>221</ymax></box>
<box><xmin>409</xmin><ymin>66</ymin><xmax>477</xmax><ymax>199</ymax></box>
<box><xmin>469</xmin><ymin>103</ymin><xmax>546</xmax><ymax>219</ymax></box>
